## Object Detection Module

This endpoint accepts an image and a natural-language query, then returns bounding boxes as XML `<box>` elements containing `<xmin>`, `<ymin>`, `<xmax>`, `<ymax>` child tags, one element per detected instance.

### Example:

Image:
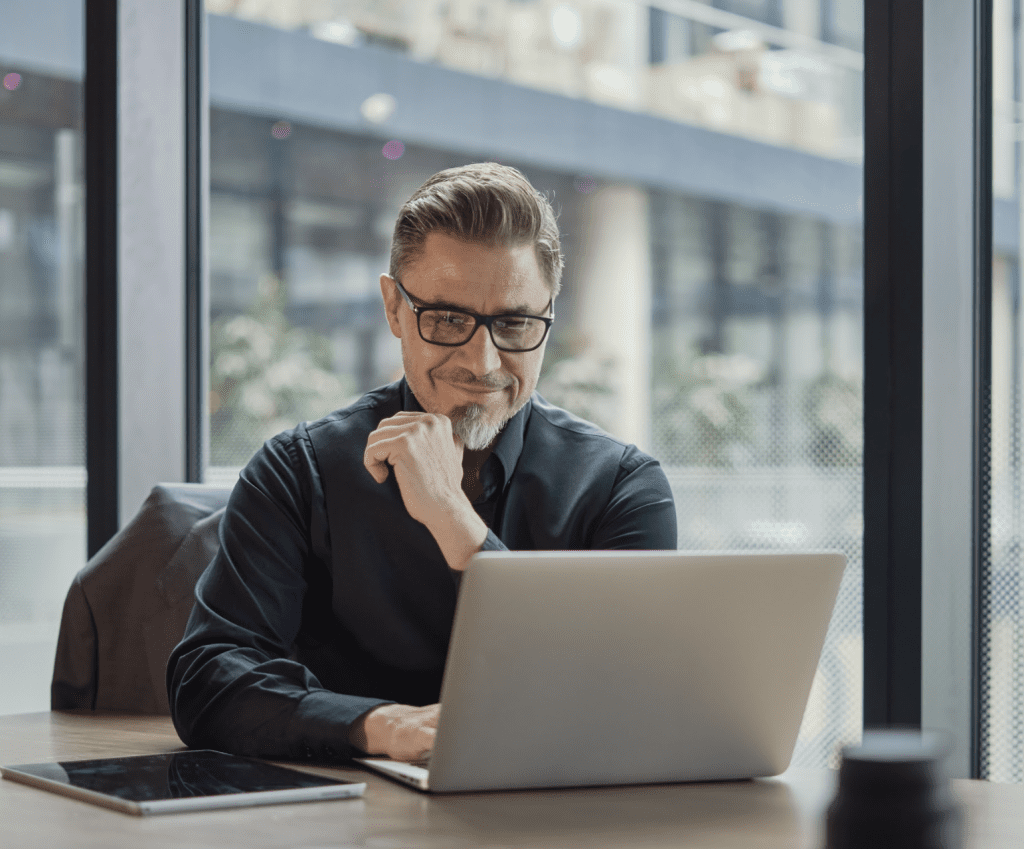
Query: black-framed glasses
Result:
<box><xmin>391</xmin><ymin>276</ymin><xmax>554</xmax><ymax>353</ymax></box>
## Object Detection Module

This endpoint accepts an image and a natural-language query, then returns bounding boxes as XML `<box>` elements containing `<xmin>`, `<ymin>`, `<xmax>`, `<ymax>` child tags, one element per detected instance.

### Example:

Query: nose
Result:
<box><xmin>459</xmin><ymin>322</ymin><xmax>504</xmax><ymax>377</ymax></box>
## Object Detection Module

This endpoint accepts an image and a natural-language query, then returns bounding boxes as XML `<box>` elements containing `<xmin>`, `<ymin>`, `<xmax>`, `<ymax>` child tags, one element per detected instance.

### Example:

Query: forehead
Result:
<box><xmin>404</xmin><ymin>232</ymin><xmax>550</xmax><ymax>311</ymax></box>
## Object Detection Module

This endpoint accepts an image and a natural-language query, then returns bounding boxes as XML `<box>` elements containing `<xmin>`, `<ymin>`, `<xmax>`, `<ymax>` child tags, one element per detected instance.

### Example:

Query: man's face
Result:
<box><xmin>380</xmin><ymin>232</ymin><xmax>552</xmax><ymax>450</ymax></box>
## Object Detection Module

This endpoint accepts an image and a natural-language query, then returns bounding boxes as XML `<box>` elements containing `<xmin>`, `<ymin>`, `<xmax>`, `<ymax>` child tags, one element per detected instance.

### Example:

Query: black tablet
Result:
<box><xmin>0</xmin><ymin>749</ymin><xmax>366</xmax><ymax>815</ymax></box>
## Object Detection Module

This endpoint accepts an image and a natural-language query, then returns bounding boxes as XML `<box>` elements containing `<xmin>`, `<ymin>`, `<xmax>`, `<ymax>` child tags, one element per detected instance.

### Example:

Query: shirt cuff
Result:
<box><xmin>286</xmin><ymin>690</ymin><xmax>393</xmax><ymax>762</ymax></box>
<box><xmin>480</xmin><ymin>529</ymin><xmax>508</xmax><ymax>552</ymax></box>
<box><xmin>449</xmin><ymin>529</ymin><xmax>507</xmax><ymax>587</ymax></box>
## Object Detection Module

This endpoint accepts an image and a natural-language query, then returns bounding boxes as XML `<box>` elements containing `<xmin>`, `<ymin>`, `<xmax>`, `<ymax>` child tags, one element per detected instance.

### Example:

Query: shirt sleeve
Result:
<box><xmin>590</xmin><ymin>446</ymin><xmax>678</xmax><ymax>550</ymax></box>
<box><xmin>481</xmin><ymin>529</ymin><xmax>509</xmax><ymax>551</ymax></box>
<box><xmin>167</xmin><ymin>430</ymin><xmax>390</xmax><ymax>762</ymax></box>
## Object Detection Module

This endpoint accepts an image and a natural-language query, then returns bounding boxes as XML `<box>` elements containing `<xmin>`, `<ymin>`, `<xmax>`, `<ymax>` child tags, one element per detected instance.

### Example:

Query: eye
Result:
<box><xmin>438</xmin><ymin>311</ymin><xmax>469</xmax><ymax>326</ymax></box>
<box><xmin>494</xmin><ymin>317</ymin><xmax>530</xmax><ymax>331</ymax></box>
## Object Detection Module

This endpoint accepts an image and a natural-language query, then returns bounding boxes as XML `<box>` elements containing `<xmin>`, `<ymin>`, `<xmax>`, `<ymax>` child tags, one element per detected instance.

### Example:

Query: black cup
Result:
<box><xmin>825</xmin><ymin>730</ymin><xmax>963</xmax><ymax>849</ymax></box>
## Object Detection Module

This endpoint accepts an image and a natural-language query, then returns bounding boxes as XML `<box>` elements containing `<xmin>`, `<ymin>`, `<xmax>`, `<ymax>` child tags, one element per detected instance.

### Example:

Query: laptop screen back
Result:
<box><xmin>427</xmin><ymin>550</ymin><xmax>844</xmax><ymax>792</ymax></box>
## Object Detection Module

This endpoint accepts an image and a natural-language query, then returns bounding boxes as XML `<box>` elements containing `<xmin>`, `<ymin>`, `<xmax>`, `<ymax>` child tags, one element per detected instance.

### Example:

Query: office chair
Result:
<box><xmin>51</xmin><ymin>483</ymin><xmax>231</xmax><ymax>714</ymax></box>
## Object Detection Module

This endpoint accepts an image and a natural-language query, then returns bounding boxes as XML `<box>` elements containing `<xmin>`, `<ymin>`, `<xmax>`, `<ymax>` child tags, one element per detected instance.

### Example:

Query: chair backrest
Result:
<box><xmin>51</xmin><ymin>483</ymin><xmax>232</xmax><ymax>714</ymax></box>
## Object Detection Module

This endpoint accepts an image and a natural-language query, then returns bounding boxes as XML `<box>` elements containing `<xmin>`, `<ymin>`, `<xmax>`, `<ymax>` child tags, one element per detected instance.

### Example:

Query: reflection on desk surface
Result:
<box><xmin>426</xmin><ymin>779</ymin><xmax>805</xmax><ymax>842</ymax></box>
<box><xmin>3</xmin><ymin>711</ymin><xmax>1023</xmax><ymax>849</ymax></box>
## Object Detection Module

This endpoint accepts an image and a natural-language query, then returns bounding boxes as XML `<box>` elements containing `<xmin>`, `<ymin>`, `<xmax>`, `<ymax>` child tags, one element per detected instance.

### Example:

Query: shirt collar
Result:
<box><xmin>399</xmin><ymin>377</ymin><xmax>531</xmax><ymax>494</ymax></box>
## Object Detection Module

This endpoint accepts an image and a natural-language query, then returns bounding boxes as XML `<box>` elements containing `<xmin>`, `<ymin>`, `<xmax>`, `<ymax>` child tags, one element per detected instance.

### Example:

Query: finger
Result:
<box><xmin>364</xmin><ymin>431</ymin><xmax>410</xmax><ymax>462</ymax></box>
<box><xmin>380</xmin><ymin>411</ymin><xmax>450</xmax><ymax>432</ymax></box>
<box><xmin>412</xmin><ymin>727</ymin><xmax>436</xmax><ymax>760</ymax></box>
<box><xmin>393</xmin><ymin>726</ymin><xmax>436</xmax><ymax>762</ymax></box>
<box><xmin>365</xmin><ymin>423</ymin><xmax>411</xmax><ymax>447</ymax></box>
<box><xmin>377</xmin><ymin>411</ymin><xmax>432</xmax><ymax>429</ymax></box>
<box><xmin>365</xmin><ymin>462</ymin><xmax>388</xmax><ymax>484</ymax></box>
<box><xmin>364</xmin><ymin>426</ymin><xmax>417</xmax><ymax>482</ymax></box>
<box><xmin>368</xmin><ymin>417</ymin><xmax>449</xmax><ymax>452</ymax></box>
<box><xmin>363</xmin><ymin>443</ymin><xmax>392</xmax><ymax>483</ymax></box>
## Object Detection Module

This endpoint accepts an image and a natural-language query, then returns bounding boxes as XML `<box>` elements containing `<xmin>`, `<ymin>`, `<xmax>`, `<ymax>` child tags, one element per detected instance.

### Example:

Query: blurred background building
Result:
<box><xmin>1</xmin><ymin>0</ymin><xmax>1021</xmax><ymax>779</ymax></box>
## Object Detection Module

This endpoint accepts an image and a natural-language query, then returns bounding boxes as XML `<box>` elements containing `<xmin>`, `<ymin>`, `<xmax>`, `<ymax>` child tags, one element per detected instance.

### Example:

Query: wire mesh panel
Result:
<box><xmin>982</xmin><ymin>0</ymin><xmax>1024</xmax><ymax>778</ymax></box>
<box><xmin>982</xmin><ymin>255</ymin><xmax>1024</xmax><ymax>781</ymax></box>
<box><xmin>651</xmin><ymin>194</ymin><xmax>863</xmax><ymax>768</ymax></box>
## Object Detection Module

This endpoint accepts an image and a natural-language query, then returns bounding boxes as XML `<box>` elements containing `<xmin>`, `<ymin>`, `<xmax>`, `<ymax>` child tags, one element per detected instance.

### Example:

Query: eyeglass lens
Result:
<box><xmin>419</xmin><ymin>309</ymin><xmax>546</xmax><ymax>351</ymax></box>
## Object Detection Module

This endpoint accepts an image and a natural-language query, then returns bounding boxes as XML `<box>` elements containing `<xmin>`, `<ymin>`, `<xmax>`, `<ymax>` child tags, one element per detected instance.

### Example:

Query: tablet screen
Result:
<box><xmin>1</xmin><ymin>750</ymin><xmax>365</xmax><ymax>814</ymax></box>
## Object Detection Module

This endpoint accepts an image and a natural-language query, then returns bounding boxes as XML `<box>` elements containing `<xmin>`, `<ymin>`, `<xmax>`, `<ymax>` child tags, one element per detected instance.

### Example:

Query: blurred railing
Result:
<box><xmin>0</xmin><ymin>466</ymin><xmax>85</xmax><ymax>714</ymax></box>
<box><xmin>206</xmin><ymin>0</ymin><xmax>864</xmax><ymax>161</ymax></box>
<box><xmin>0</xmin><ymin>466</ymin><xmax>85</xmax><ymax>488</ymax></box>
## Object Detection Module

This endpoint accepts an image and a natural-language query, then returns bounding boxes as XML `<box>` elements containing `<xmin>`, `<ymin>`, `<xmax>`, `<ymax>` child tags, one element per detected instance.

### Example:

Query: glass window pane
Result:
<box><xmin>0</xmin><ymin>4</ymin><xmax>85</xmax><ymax>714</ymax></box>
<box><xmin>207</xmin><ymin>0</ymin><xmax>863</xmax><ymax>767</ymax></box>
<box><xmin>984</xmin><ymin>0</ymin><xmax>1023</xmax><ymax>782</ymax></box>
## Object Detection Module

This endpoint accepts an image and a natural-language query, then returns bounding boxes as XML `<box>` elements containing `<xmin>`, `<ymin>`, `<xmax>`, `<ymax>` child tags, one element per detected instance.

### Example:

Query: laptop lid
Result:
<box><xmin>421</xmin><ymin>550</ymin><xmax>844</xmax><ymax>793</ymax></box>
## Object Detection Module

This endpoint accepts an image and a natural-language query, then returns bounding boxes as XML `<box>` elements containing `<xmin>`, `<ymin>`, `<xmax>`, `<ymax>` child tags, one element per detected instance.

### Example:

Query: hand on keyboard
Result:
<box><xmin>349</xmin><ymin>702</ymin><xmax>439</xmax><ymax>762</ymax></box>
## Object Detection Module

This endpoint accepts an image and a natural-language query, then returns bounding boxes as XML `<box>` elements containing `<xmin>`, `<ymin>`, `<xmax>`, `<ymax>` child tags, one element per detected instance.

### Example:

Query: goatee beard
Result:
<box><xmin>451</xmin><ymin>403</ymin><xmax>508</xmax><ymax>451</ymax></box>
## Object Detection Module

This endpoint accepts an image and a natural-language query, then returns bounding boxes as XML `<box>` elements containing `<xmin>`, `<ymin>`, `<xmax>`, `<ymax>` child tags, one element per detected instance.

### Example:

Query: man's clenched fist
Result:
<box><xmin>349</xmin><ymin>702</ymin><xmax>440</xmax><ymax>762</ymax></box>
<box><xmin>364</xmin><ymin>412</ymin><xmax>488</xmax><ymax>571</ymax></box>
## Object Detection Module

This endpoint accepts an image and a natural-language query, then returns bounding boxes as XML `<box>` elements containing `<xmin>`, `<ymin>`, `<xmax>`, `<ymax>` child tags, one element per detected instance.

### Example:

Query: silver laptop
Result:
<box><xmin>356</xmin><ymin>549</ymin><xmax>845</xmax><ymax>793</ymax></box>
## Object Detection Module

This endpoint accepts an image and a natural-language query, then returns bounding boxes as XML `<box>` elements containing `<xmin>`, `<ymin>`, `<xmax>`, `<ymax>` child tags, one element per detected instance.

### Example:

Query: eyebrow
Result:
<box><xmin>411</xmin><ymin>293</ymin><xmax>547</xmax><ymax>316</ymax></box>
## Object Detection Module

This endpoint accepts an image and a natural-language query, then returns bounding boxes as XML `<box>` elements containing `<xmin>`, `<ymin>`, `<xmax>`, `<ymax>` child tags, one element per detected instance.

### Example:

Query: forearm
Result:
<box><xmin>425</xmin><ymin>497</ymin><xmax>490</xmax><ymax>571</ymax></box>
<box><xmin>169</xmin><ymin>639</ymin><xmax>390</xmax><ymax>761</ymax></box>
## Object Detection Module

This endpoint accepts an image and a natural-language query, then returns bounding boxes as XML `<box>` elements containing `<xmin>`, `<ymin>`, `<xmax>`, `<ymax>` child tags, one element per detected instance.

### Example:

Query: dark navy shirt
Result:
<box><xmin>168</xmin><ymin>379</ymin><xmax>677</xmax><ymax>762</ymax></box>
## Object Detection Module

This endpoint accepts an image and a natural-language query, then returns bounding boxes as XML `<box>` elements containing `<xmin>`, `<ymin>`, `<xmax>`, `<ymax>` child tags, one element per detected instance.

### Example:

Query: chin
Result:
<box><xmin>451</xmin><ymin>403</ymin><xmax>511</xmax><ymax>451</ymax></box>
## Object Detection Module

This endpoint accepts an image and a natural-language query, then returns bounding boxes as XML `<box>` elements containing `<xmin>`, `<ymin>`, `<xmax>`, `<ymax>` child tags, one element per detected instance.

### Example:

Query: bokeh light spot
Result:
<box><xmin>3</xmin><ymin>73</ymin><xmax>22</xmax><ymax>91</ymax></box>
<box><xmin>551</xmin><ymin>5</ymin><xmax>582</xmax><ymax>48</ymax></box>
<box><xmin>382</xmin><ymin>140</ymin><xmax>405</xmax><ymax>160</ymax></box>
<box><xmin>361</xmin><ymin>92</ymin><xmax>397</xmax><ymax>124</ymax></box>
<box><xmin>271</xmin><ymin>120</ymin><xmax>292</xmax><ymax>140</ymax></box>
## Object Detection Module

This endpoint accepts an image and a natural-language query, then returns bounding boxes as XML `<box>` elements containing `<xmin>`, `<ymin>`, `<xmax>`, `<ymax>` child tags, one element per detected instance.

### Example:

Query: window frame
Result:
<box><xmin>85</xmin><ymin>0</ymin><xmax>995</xmax><ymax>778</ymax></box>
<box><xmin>862</xmin><ymin>0</ymin><xmax>992</xmax><ymax>777</ymax></box>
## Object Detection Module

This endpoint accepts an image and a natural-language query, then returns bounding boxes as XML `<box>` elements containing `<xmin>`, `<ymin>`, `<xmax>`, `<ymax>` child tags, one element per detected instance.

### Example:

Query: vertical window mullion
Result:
<box><xmin>184</xmin><ymin>0</ymin><xmax>206</xmax><ymax>482</ymax></box>
<box><xmin>84</xmin><ymin>0</ymin><xmax>120</xmax><ymax>557</ymax></box>
<box><xmin>973</xmin><ymin>0</ymin><xmax>994</xmax><ymax>780</ymax></box>
<box><xmin>862</xmin><ymin>0</ymin><xmax>925</xmax><ymax>730</ymax></box>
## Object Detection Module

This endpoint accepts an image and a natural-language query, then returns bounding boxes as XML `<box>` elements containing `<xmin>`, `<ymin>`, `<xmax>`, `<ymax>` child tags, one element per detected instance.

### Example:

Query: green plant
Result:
<box><xmin>652</xmin><ymin>349</ymin><xmax>762</xmax><ymax>466</ymax></box>
<box><xmin>801</xmin><ymin>371</ymin><xmax>863</xmax><ymax>467</ymax></box>
<box><xmin>209</xmin><ymin>277</ymin><xmax>355</xmax><ymax>466</ymax></box>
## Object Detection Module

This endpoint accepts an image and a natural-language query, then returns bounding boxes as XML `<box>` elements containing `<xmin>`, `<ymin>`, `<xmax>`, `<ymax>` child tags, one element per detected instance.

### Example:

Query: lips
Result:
<box><xmin>451</xmin><ymin>383</ymin><xmax>506</xmax><ymax>394</ymax></box>
<box><xmin>440</xmin><ymin>374</ymin><xmax>512</xmax><ymax>393</ymax></box>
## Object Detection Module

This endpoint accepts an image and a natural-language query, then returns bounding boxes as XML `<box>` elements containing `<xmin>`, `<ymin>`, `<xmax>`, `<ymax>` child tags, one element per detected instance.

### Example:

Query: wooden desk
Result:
<box><xmin>0</xmin><ymin>712</ymin><xmax>1017</xmax><ymax>849</ymax></box>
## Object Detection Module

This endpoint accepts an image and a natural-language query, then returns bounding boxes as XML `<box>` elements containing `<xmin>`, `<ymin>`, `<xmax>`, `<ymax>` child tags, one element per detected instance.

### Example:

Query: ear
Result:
<box><xmin>380</xmin><ymin>274</ymin><xmax>402</xmax><ymax>339</ymax></box>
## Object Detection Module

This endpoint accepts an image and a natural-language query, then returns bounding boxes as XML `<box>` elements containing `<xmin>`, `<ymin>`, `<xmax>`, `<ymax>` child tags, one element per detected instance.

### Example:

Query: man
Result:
<box><xmin>168</xmin><ymin>163</ymin><xmax>677</xmax><ymax>764</ymax></box>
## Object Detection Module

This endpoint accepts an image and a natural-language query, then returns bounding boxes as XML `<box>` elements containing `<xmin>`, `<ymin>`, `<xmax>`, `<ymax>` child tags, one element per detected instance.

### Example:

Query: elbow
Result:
<box><xmin>165</xmin><ymin>645</ymin><xmax>215</xmax><ymax>750</ymax></box>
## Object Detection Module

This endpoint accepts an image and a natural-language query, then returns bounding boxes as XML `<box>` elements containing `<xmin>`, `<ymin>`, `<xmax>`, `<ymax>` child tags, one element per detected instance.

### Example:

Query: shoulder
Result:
<box><xmin>527</xmin><ymin>393</ymin><xmax>622</xmax><ymax>442</ymax></box>
<box><xmin>247</xmin><ymin>381</ymin><xmax>403</xmax><ymax>477</ymax></box>
<box><xmin>525</xmin><ymin>394</ymin><xmax>659</xmax><ymax>475</ymax></box>
<box><xmin>303</xmin><ymin>381</ymin><xmax>404</xmax><ymax>443</ymax></box>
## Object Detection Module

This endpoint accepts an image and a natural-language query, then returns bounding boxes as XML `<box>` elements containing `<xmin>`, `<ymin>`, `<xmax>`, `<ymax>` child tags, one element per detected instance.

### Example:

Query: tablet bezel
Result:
<box><xmin>0</xmin><ymin>749</ymin><xmax>366</xmax><ymax>816</ymax></box>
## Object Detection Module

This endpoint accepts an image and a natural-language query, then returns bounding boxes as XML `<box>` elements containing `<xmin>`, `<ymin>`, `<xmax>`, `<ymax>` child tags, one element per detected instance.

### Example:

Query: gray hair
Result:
<box><xmin>389</xmin><ymin>162</ymin><xmax>564</xmax><ymax>297</ymax></box>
